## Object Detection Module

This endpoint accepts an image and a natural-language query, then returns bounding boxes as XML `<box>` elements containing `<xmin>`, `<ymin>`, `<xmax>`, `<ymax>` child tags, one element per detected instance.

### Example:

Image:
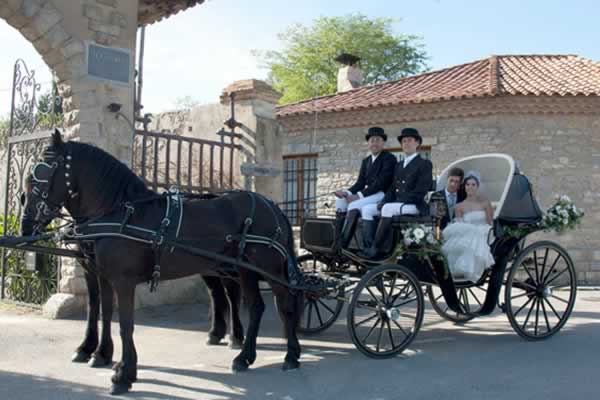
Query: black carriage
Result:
<box><xmin>297</xmin><ymin>153</ymin><xmax>577</xmax><ymax>358</ymax></box>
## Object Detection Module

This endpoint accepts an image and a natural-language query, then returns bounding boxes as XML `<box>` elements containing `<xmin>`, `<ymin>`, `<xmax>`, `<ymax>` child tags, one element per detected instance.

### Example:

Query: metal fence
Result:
<box><xmin>1</xmin><ymin>59</ymin><xmax>61</xmax><ymax>305</ymax></box>
<box><xmin>132</xmin><ymin>128</ymin><xmax>243</xmax><ymax>193</ymax></box>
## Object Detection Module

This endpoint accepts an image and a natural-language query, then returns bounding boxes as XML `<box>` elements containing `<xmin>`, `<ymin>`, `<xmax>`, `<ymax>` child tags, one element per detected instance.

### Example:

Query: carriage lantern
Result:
<box><xmin>428</xmin><ymin>191</ymin><xmax>446</xmax><ymax>240</ymax></box>
<box><xmin>25</xmin><ymin>251</ymin><xmax>45</xmax><ymax>273</ymax></box>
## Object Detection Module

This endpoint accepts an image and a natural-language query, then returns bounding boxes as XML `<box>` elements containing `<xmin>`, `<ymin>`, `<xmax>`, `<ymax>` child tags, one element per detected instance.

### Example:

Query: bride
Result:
<box><xmin>441</xmin><ymin>171</ymin><xmax>495</xmax><ymax>282</ymax></box>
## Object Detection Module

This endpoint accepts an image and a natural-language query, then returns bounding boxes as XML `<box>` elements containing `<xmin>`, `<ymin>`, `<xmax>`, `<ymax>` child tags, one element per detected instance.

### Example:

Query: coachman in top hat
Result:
<box><xmin>359</xmin><ymin>127</ymin><xmax>433</xmax><ymax>259</ymax></box>
<box><xmin>333</xmin><ymin>126</ymin><xmax>396</xmax><ymax>250</ymax></box>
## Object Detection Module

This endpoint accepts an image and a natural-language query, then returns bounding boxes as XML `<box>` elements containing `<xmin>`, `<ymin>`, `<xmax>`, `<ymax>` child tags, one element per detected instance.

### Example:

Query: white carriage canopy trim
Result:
<box><xmin>436</xmin><ymin>153</ymin><xmax>542</xmax><ymax>223</ymax></box>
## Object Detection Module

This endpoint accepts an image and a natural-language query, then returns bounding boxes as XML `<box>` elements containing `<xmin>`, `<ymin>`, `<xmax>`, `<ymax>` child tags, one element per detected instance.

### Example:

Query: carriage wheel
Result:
<box><xmin>426</xmin><ymin>280</ymin><xmax>488</xmax><ymax>323</ymax></box>
<box><xmin>296</xmin><ymin>254</ymin><xmax>345</xmax><ymax>335</ymax></box>
<box><xmin>505</xmin><ymin>241</ymin><xmax>577</xmax><ymax>340</ymax></box>
<box><xmin>347</xmin><ymin>265</ymin><xmax>424</xmax><ymax>359</ymax></box>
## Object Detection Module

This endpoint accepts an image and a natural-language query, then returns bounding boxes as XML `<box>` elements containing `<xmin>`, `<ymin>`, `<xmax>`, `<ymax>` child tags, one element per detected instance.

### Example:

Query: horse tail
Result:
<box><xmin>254</xmin><ymin>192</ymin><xmax>304</xmax><ymax>327</ymax></box>
<box><xmin>253</xmin><ymin>192</ymin><xmax>301</xmax><ymax>283</ymax></box>
<box><xmin>280</xmin><ymin>205</ymin><xmax>299</xmax><ymax>277</ymax></box>
<box><xmin>275</xmin><ymin>200</ymin><xmax>305</xmax><ymax>328</ymax></box>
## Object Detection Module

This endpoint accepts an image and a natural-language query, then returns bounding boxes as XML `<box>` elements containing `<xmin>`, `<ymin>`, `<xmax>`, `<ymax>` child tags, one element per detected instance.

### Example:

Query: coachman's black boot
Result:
<box><xmin>340</xmin><ymin>209</ymin><xmax>360</xmax><ymax>249</ymax></box>
<box><xmin>358</xmin><ymin>217</ymin><xmax>393</xmax><ymax>260</ymax></box>
<box><xmin>361</xmin><ymin>219</ymin><xmax>377</xmax><ymax>249</ymax></box>
<box><xmin>333</xmin><ymin>211</ymin><xmax>347</xmax><ymax>250</ymax></box>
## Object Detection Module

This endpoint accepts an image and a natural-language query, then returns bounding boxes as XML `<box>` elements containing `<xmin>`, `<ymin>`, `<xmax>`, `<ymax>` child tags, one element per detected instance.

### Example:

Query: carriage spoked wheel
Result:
<box><xmin>426</xmin><ymin>278</ymin><xmax>489</xmax><ymax>323</ymax></box>
<box><xmin>347</xmin><ymin>265</ymin><xmax>424</xmax><ymax>359</ymax></box>
<box><xmin>296</xmin><ymin>253</ymin><xmax>345</xmax><ymax>335</ymax></box>
<box><xmin>505</xmin><ymin>241</ymin><xmax>577</xmax><ymax>340</ymax></box>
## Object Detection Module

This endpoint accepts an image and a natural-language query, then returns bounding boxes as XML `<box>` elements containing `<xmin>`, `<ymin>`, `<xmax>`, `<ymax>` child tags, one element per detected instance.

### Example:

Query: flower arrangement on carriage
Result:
<box><xmin>504</xmin><ymin>194</ymin><xmax>584</xmax><ymax>238</ymax></box>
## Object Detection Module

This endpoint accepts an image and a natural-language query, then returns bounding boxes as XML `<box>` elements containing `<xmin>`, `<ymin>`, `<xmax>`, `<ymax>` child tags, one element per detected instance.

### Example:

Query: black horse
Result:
<box><xmin>21</xmin><ymin>131</ymin><xmax>303</xmax><ymax>395</ymax></box>
<box><xmin>71</xmin><ymin>255</ymin><xmax>244</xmax><ymax>368</ymax></box>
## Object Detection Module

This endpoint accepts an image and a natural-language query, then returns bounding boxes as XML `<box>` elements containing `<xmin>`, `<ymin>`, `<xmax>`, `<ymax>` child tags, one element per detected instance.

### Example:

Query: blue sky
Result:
<box><xmin>1</xmin><ymin>0</ymin><xmax>599</xmax><ymax>116</ymax></box>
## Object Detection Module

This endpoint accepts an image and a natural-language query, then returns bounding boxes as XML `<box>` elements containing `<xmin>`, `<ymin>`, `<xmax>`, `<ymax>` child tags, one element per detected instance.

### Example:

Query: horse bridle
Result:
<box><xmin>27</xmin><ymin>148</ymin><xmax>76</xmax><ymax>223</ymax></box>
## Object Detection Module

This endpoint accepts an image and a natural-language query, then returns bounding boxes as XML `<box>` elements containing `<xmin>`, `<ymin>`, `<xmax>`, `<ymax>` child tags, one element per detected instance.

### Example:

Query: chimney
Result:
<box><xmin>335</xmin><ymin>53</ymin><xmax>363</xmax><ymax>93</ymax></box>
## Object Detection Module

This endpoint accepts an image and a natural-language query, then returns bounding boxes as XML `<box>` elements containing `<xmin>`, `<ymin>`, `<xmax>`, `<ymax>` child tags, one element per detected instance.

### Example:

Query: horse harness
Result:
<box><xmin>62</xmin><ymin>191</ymin><xmax>300</xmax><ymax>292</ymax></box>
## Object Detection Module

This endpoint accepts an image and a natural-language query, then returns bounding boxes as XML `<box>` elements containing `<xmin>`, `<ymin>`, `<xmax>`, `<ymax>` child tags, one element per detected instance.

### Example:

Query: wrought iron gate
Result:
<box><xmin>0</xmin><ymin>59</ymin><xmax>62</xmax><ymax>305</ymax></box>
<box><xmin>132</xmin><ymin>94</ymin><xmax>245</xmax><ymax>193</ymax></box>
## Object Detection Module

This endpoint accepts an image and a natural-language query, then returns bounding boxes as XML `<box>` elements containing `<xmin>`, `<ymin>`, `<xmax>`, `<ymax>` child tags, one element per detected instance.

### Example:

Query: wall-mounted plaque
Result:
<box><xmin>86</xmin><ymin>42</ymin><xmax>132</xmax><ymax>84</ymax></box>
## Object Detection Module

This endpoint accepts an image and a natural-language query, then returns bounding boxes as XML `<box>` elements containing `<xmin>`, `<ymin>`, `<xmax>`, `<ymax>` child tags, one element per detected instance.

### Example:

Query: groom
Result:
<box><xmin>435</xmin><ymin>167</ymin><xmax>466</xmax><ymax>229</ymax></box>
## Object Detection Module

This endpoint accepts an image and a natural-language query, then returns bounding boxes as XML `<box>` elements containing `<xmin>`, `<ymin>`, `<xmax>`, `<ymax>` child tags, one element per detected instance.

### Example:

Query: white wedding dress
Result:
<box><xmin>441</xmin><ymin>210</ymin><xmax>495</xmax><ymax>282</ymax></box>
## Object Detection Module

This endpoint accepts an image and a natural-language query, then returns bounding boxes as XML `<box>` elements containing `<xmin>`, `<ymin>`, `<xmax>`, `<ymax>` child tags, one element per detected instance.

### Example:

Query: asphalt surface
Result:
<box><xmin>1</xmin><ymin>290</ymin><xmax>599</xmax><ymax>400</ymax></box>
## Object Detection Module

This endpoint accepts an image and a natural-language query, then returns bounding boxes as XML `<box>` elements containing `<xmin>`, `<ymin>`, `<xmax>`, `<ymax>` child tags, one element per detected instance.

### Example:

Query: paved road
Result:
<box><xmin>1</xmin><ymin>290</ymin><xmax>599</xmax><ymax>400</ymax></box>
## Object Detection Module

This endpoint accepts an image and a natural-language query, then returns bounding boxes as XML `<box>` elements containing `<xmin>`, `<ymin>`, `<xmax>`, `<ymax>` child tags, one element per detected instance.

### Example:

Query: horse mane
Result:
<box><xmin>66</xmin><ymin>141</ymin><xmax>154</xmax><ymax>212</ymax></box>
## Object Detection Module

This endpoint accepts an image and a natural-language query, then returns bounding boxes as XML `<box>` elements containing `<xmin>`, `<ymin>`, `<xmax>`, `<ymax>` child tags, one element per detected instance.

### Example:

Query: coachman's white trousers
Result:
<box><xmin>361</xmin><ymin>202</ymin><xmax>419</xmax><ymax>221</ymax></box>
<box><xmin>335</xmin><ymin>191</ymin><xmax>385</xmax><ymax>214</ymax></box>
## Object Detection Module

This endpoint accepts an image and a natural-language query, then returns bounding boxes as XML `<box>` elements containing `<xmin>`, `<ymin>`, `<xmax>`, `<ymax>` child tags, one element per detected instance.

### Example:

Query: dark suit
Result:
<box><xmin>348</xmin><ymin>151</ymin><xmax>396</xmax><ymax>196</ymax></box>
<box><xmin>382</xmin><ymin>154</ymin><xmax>433</xmax><ymax>215</ymax></box>
<box><xmin>435</xmin><ymin>188</ymin><xmax>466</xmax><ymax>229</ymax></box>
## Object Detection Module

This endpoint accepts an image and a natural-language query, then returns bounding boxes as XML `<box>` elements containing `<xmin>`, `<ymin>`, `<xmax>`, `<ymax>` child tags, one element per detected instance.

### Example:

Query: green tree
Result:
<box><xmin>35</xmin><ymin>82</ymin><xmax>63</xmax><ymax>129</ymax></box>
<box><xmin>0</xmin><ymin>115</ymin><xmax>9</xmax><ymax>150</ymax></box>
<box><xmin>256</xmin><ymin>14</ymin><xmax>429</xmax><ymax>104</ymax></box>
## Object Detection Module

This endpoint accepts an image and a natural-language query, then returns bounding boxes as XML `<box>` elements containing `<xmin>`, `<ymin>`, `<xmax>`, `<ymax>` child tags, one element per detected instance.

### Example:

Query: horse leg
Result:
<box><xmin>110</xmin><ymin>282</ymin><xmax>137</xmax><ymax>395</ymax></box>
<box><xmin>72</xmin><ymin>267</ymin><xmax>99</xmax><ymax>363</ymax></box>
<box><xmin>272</xmin><ymin>283</ymin><xmax>302</xmax><ymax>371</ymax></box>
<box><xmin>232</xmin><ymin>271</ymin><xmax>264</xmax><ymax>372</ymax></box>
<box><xmin>223</xmin><ymin>277</ymin><xmax>244</xmax><ymax>349</ymax></box>
<box><xmin>89</xmin><ymin>274</ymin><xmax>114</xmax><ymax>368</ymax></box>
<box><xmin>203</xmin><ymin>275</ymin><xmax>228</xmax><ymax>345</ymax></box>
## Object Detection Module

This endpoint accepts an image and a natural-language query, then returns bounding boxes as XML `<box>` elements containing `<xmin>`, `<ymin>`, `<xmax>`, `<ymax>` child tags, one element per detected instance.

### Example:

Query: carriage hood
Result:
<box><xmin>437</xmin><ymin>153</ymin><xmax>542</xmax><ymax>223</ymax></box>
<box><xmin>497</xmin><ymin>169</ymin><xmax>543</xmax><ymax>225</ymax></box>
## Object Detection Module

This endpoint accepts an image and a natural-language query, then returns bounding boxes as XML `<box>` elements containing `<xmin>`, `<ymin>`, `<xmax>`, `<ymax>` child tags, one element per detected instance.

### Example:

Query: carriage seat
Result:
<box><xmin>391</xmin><ymin>214</ymin><xmax>434</xmax><ymax>226</ymax></box>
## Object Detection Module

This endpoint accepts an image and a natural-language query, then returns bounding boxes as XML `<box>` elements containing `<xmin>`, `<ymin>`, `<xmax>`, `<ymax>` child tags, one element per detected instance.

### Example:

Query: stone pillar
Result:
<box><xmin>1</xmin><ymin>0</ymin><xmax>139</xmax><ymax>318</ymax></box>
<box><xmin>220</xmin><ymin>80</ymin><xmax>283</xmax><ymax>202</ymax></box>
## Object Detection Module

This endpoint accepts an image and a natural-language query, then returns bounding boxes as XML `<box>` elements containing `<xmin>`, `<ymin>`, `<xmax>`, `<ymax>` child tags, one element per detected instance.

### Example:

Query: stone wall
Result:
<box><xmin>282</xmin><ymin>114</ymin><xmax>600</xmax><ymax>284</ymax></box>
<box><xmin>148</xmin><ymin>80</ymin><xmax>283</xmax><ymax>200</ymax></box>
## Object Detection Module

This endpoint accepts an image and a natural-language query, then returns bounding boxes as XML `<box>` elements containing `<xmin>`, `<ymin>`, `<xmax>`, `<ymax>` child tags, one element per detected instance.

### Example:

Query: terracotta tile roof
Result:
<box><xmin>138</xmin><ymin>0</ymin><xmax>205</xmax><ymax>26</ymax></box>
<box><xmin>276</xmin><ymin>55</ymin><xmax>600</xmax><ymax>117</ymax></box>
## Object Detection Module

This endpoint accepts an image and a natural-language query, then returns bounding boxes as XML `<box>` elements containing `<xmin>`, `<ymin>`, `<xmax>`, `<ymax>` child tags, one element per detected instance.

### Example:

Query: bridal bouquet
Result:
<box><xmin>542</xmin><ymin>195</ymin><xmax>584</xmax><ymax>234</ymax></box>
<box><xmin>398</xmin><ymin>223</ymin><xmax>449</xmax><ymax>278</ymax></box>
<box><xmin>401</xmin><ymin>224</ymin><xmax>437</xmax><ymax>247</ymax></box>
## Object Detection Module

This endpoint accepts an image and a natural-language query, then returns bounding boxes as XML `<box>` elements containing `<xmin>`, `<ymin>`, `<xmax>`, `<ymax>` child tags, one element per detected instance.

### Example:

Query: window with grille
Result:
<box><xmin>282</xmin><ymin>154</ymin><xmax>318</xmax><ymax>225</ymax></box>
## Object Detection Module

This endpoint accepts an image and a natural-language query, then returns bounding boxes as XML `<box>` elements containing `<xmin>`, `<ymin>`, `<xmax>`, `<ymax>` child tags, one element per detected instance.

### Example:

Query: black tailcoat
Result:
<box><xmin>348</xmin><ymin>151</ymin><xmax>397</xmax><ymax>197</ymax></box>
<box><xmin>383</xmin><ymin>154</ymin><xmax>433</xmax><ymax>215</ymax></box>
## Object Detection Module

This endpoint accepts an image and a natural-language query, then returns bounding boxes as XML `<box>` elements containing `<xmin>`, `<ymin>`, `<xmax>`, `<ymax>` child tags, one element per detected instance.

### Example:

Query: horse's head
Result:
<box><xmin>21</xmin><ymin>129</ymin><xmax>73</xmax><ymax>236</ymax></box>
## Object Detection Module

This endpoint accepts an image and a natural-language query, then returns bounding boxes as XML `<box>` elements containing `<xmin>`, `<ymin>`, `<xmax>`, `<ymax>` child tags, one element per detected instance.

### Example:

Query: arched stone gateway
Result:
<box><xmin>1</xmin><ymin>0</ymin><xmax>138</xmax><ymax>160</ymax></box>
<box><xmin>0</xmin><ymin>0</ymin><xmax>208</xmax><ymax>317</ymax></box>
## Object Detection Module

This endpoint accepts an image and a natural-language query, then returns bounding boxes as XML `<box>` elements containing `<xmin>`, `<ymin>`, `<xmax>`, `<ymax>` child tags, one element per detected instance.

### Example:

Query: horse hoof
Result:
<box><xmin>231</xmin><ymin>359</ymin><xmax>249</xmax><ymax>373</ymax></box>
<box><xmin>229</xmin><ymin>337</ymin><xmax>244</xmax><ymax>350</ymax></box>
<box><xmin>71</xmin><ymin>351</ymin><xmax>90</xmax><ymax>363</ymax></box>
<box><xmin>206</xmin><ymin>335</ymin><xmax>223</xmax><ymax>346</ymax></box>
<box><xmin>89</xmin><ymin>354</ymin><xmax>112</xmax><ymax>368</ymax></box>
<box><xmin>109</xmin><ymin>382</ymin><xmax>131</xmax><ymax>396</ymax></box>
<box><xmin>282</xmin><ymin>360</ymin><xmax>300</xmax><ymax>371</ymax></box>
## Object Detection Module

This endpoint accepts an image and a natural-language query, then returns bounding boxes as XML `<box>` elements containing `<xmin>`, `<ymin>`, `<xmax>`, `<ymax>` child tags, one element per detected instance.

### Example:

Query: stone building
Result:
<box><xmin>275</xmin><ymin>54</ymin><xmax>600</xmax><ymax>284</ymax></box>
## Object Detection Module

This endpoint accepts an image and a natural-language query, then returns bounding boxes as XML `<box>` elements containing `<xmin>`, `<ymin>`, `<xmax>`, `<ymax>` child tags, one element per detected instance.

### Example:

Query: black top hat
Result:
<box><xmin>398</xmin><ymin>127</ymin><xmax>422</xmax><ymax>145</ymax></box>
<box><xmin>365</xmin><ymin>126</ymin><xmax>387</xmax><ymax>141</ymax></box>
<box><xmin>334</xmin><ymin>53</ymin><xmax>361</xmax><ymax>65</ymax></box>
